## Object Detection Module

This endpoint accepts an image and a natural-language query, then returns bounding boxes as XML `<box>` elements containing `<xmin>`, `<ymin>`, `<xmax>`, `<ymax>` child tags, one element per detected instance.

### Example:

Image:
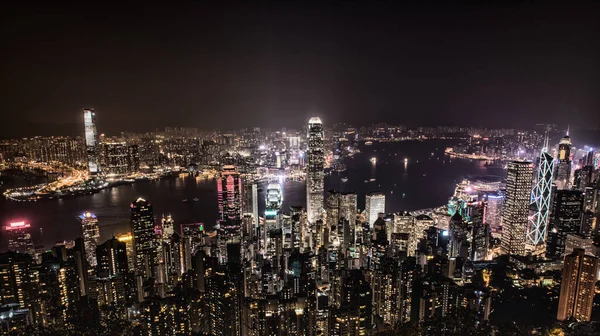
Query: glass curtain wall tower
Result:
<box><xmin>527</xmin><ymin>135</ymin><xmax>554</xmax><ymax>247</ymax></box>
<box><xmin>306</xmin><ymin>117</ymin><xmax>324</xmax><ymax>225</ymax></box>
<box><xmin>83</xmin><ymin>108</ymin><xmax>100</xmax><ymax>175</ymax></box>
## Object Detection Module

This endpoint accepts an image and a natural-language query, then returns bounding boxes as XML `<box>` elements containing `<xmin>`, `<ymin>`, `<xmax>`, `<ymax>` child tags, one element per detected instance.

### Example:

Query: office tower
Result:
<box><xmin>83</xmin><ymin>108</ymin><xmax>100</xmax><ymax>175</ymax></box>
<box><xmin>501</xmin><ymin>161</ymin><xmax>533</xmax><ymax>256</ymax></box>
<box><xmin>332</xmin><ymin>270</ymin><xmax>372</xmax><ymax>335</ymax></box>
<box><xmin>485</xmin><ymin>193</ymin><xmax>503</xmax><ymax>233</ymax></box>
<box><xmin>79</xmin><ymin>211</ymin><xmax>100</xmax><ymax>267</ymax></box>
<box><xmin>469</xmin><ymin>201</ymin><xmax>490</xmax><ymax>261</ymax></box>
<box><xmin>365</xmin><ymin>193</ymin><xmax>386</xmax><ymax>228</ymax></box>
<box><xmin>527</xmin><ymin>137</ymin><xmax>554</xmax><ymax>247</ymax></box>
<box><xmin>73</xmin><ymin>238</ymin><xmax>90</xmax><ymax>297</ymax></box>
<box><xmin>555</xmin><ymin>132</ymin><xmax>572</xmax><ymax>189</ymax></box>
<box><xmin>217</xmin><ymin>165</ymin><xmax>243</xmax><ymax>224</ymax></box>
<box><xmin>130</xmin><ymin>198</ymin><xmax>158</xmax><ymax>278</ymax></box>
<box><xmin>127</xmin><ymin>144</ymin><xmax>140</xmax><ymax>172</ymax></box>
<box><xmin>116</xmin><ymin>233</ymin><xmax>135</xmax><ymax>272</ymax></box>
<box><xmin>242</xmin><ymin>181</ymin><xmax>259</xmax><ymax>228</ymax></box>
<box><xmin>546</xmin><ymin>190</ymin><xmax>584</xmax><ymax>259</ymax></box>
<box><xmin>96</xmin><ymin>237</ymin><xmax>128</xmax><ymax>278</ymax></box>
<box><xmin>557</xmin><ymin>249</ymin><xmax>599</xmax><ymax>322</ymax></box>
<box><xmin>160</xmin><ymin>214</ymin><xmax>174</xmax><ymax>238</ymax></box>
<box><xmin>216</xmin><ymin>166</ymin><xmax>243</xmax><ymax>264</ymax></box>
<box><xmin>0</xmin><ymin>252</ymin><xmax>37</xmax><ymax>312</ymax></box>
<box><xmin>3</xmin><ymin>222</ymin><xmax>35</xmax><ymax>258</ymax></box>
<box><xmin>306</xmin><ymin>117</ymin><xmax>324</xmax><ymax>225</ymax></box>
<box><xmin>103</xmin><ymin>142</ymin><xmax>129</xmax><ymax>175</ymax></box>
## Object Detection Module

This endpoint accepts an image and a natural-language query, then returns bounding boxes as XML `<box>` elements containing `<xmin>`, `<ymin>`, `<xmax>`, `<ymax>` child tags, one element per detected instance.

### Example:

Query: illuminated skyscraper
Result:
<box><xmin>546</xmin><ymin>190</ymin><xmax>584</xmax><ymax>259</ymax></box>
<box><xmin>366</xmin><ymin>193</ymin><xmax>386</xmax><ymax>228</ymax></box>
<box><xmin>130</xmin><ymin>198</ymin><xmax>158</xmax><ymax>277</ymax></box>
<box><xmin>80</xmin><ymin>211</ymin><xmax>100</xmax><ymax>267</ymax></box>
<box><xmin>3</xmin><ymin>222</ymin><xmax>35</xmax><ymax>258</ymax></box>
<box><xmin>217</xmin><ymin>165</ymin><xmax>243</xmax><ymax>224</ymax></box>
<box><xmin>217</xmin><ymin>166</ymin><xmax>243</xmax><ymax>264</ymax></box>
<box><xmin>485</xmin><ymin>193</ymin><xmax>503</xmax><ymax>233</ymax></box>
<box><xmin>83</xmin><ymin>108</ymin><xmax>100</xmax><ymax>175</ymax></box>
<box><xmin>501</xmin><ymin>161</ymin><xmax>533</xmax><ymax>256</ymax></box>
<box><xmin>116</xmin><ymin>232</ymin><xmax>135</xmax><ymax>272</ymax></box>
<box><xmin>96</xmin><ymin>237</ymin><xmax>128</xmax><ymax>278</ymax></box>
<box><xmin>104</xmin><ymin>142</ymin><xmax>129</xmax><ymax>175</ymax></box>
<box><xmin>555</xmin><ymin>131</ymin><xmax>572</xmax><ymax>189</ymax></box>
<box><xmin>306</xmin><ymin>117</ymin><xmax>324</xmax><ymax>225</ymax></box>
<box><xmin>557</xmin><ymin>249</ymin><xmax>599</xmax><ymax>322</ymax></box>
<box><xmin>527</xmin><ymin>137</ymin><xmax>554</xmax><ymax>247</ymax></box>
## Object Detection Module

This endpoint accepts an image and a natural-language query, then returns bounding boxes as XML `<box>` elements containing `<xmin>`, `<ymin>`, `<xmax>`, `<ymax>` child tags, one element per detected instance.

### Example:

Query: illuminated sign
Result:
<box><xmin>5</xmin><ymin>221</ymin><xmax>31</xmax><ymax>231</ymax></box>
<box><xmin>265</xmin><ymin>210</ymin><xmax>278</xmax><ymax>217</ymax></box>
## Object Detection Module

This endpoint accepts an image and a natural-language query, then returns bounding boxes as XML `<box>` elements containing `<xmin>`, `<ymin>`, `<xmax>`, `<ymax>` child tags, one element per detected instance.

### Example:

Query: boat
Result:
<box><xmin>193</xmin><ymin>198</ymin><xmax>200</xmax><ymax>202</ymax></box>
<box><xmin>404</xmin><ymin>158</ymin><xmax>408</xmax><ymax>163</ymax></box>
<box><xmin>182</xmin><ymin>199</ymin><xmax>189</xmax><ymax>202</ymax></box>
<box><xmin>370</xmin><ymin>157</ymin><xmax>377</xmax><ymax>164</ymax></box>
<box><xmin>341</xmin><ymin>177</ymin><xmax>348</xmax><ymax>183</ymax></box>
<box><xmin>365</xmin><ymin>141</ymin><xmax>373</xmax><ymax>146</ymax></box>
<box><xmin>364</xmin><ymin>180</ymin><xmax>369</xmax><ymax>183</ymax></box>
<box><xmin>369</xmin><ymin>178</ymin><xmax>376</xmax><ymax>182</ymax></box>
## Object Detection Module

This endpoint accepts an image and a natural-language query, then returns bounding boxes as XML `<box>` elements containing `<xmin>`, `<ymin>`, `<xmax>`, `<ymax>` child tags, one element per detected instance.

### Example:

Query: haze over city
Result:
<box><xmin>1</xmin><ymin>2</ymin><xmax>599</xmax><ymax>136</ymax></box>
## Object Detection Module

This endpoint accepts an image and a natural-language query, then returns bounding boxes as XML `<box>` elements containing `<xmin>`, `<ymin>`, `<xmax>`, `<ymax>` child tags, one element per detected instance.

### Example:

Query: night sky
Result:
<box><xmin>1</xmin><ymin>2</ymin><xmax>599</xmax><ymax>136</ymax></box>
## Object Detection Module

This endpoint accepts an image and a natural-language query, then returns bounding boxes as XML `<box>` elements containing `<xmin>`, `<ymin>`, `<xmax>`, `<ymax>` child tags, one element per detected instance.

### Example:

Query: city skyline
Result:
<box><xmin>1</xmin><ymin>2</ymin><xmax>600</xmax><ymax>335</ymax></box>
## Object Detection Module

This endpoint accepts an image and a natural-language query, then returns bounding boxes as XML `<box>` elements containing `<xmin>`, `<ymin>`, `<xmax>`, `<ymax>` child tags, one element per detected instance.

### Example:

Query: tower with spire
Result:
<box><xmin>555</xmin><ymin>128</ymin><xmax>573</xmax><ymax>189</ymax></box>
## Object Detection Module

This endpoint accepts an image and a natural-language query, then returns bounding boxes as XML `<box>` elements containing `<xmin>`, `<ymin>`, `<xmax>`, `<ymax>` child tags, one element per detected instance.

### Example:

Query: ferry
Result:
<box><xmin>370</xmin><ymin>157</ymin><xmax>377</xmax><ymax>164</ymax></box>
<box><xmin>365</xmin><ymin>141</ymin><xmax>373</xmax><ymax>146</ymax></box>
<box><xmin>341</xmin><ymin>177</ymin><xmax>348</xmax><ymax>183</ymax></box>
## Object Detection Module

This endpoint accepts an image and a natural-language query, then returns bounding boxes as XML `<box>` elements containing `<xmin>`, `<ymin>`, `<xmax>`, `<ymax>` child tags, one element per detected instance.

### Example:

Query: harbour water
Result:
<box><xmin>0</xmin><ymin>140</ymin><xmax>505</xmax><ymax>248</ymax></box>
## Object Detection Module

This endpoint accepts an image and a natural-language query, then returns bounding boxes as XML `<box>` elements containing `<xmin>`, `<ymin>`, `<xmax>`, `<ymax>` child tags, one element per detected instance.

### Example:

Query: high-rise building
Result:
<box><xmin>217</xmin><ymin>166</ymin><xmax>243</xmax><ymax>264</ymax></box>
<box><xmin>557</xmin><ymin>249</ymin><xmax>599</xmax><ymax>322</ymax></box>
<box><xmin>104</xmin><ymin>142</ymin><xmax>129</xmax><ymax>175</ymax></box>
<box><xmin>130</xmin><ymin>198</ymin><xmax>158</xmax><ymax>278</ymax></box>
<box><xmin>546</xmin><ymin>190</ymin><xmax>584</xmax><ymax>259</ymax></box>
<box><xmin>527</xmin><ymin>138</ymin><xmax>554</xmax><ymax>247</ymax></box>
<box><xmin>127</xmin><ymin>144</ymin><xmax>140</xmax><ymax>172</ymax></box>
<box><xmin>365</xmin><ymin>193</ymin><xmax>386</xmax><ymax>228</ymax></box>
<box><xmin>83</xmin><ymin>108</ymin><xmax>100</xmax><ymax>175</ymax></box>
<box><xmin>79</xmin><ymin>211</ymin><xmax>100</xmax><ymax>267</ymax></box>
<box><xmin>306</xmin><ymin>117</ymin><xmax>324</xmax><ymax>225</ymax></box>
<box><xmin>217</xmin><ymin>165</ymin><xmax>243</xmax><ymax>224</ymax></box>
<box><xmin>116</xmin><ymin>232</ymin><xmax>135</xmax><ymax>272</ymax></box>
<box><xmin>501</xmin><ymin>161</ymin><xmax>533</xmax><ymax>256</ymax></box>
<box><xmin>96</xmin><ymin>237</ymin><xmax>129</xmax><ymax>278</ymax></box>
<box><xmin>3</xmin><ymin>222</ymin><xmax>35</xmax><ymax>258</ymax></box>
<box><xmin>485</xmin><ymin>193</ymin><xmax>503</xmax><ymax>234</ymax></box>
<box><xmin>555</xmin><ymin>132</ymin><xmax>572</xmax><ymax>189</ymax></box>
<box><xmin>0</xmin><ymin>252</ymin><xmax>37</xmax><ymax>312</ymax></box>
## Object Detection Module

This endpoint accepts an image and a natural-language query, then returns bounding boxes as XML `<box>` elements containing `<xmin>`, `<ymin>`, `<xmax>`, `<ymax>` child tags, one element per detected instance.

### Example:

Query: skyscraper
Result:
<box><xmin>365</xmin><ymin>193</ymin><xmax>386</xmax><ymax>228</ymax></box>
<box><xmin>485</xmin><ymin>193</ymin><xmax>503</xmax><ymax>233</ymax></box>
<box><xmin>527</xmin><ymin>137</ymin><xmax>554</xmax><ymax>247</ymax></box>
<box><xmin>217</xmin><ymin>166</ymin><xmax>243</xmax><ymax>264</ymax></box>
<box><xmin>557</xmin><ymin>249</ymin><xmax>599</xmax><ymax>322</ymax></box>
<box><xmin>501</xmin><ymin>161</ymin><xmax>533</xmax><ymax>256</ymax></box>
<box><xmin>104</xmin><ymin>142</ymin><xmax>129</xmax><ymax>175</ymax></box>
<box><xmin>3</xmin><ymin>222</ymin><xmax>35</xmax><ymax>258</ymax></box>
<box><xmin>130</xmin><ymin>198</ymin><xmax>158</xmax><ymax>277</ymax></box>
<box><xmin>96</xmin><ymin>237</ymin><xmax>129</xmax><ymax>278</ymax></box>
<box><xmin>217</xmin><ymin>165</ymin><xmax>243</xmax><ymax>224</ymax></box>
<box><xmin>546</xmin><ymin>190</ymin><xmax>584</xmax><ymax>259</ymax></box>
<box><xmin>306</xmin><ymin>117</ymin><xmax>324</xmax><ymax>225</ymax></box>
<box><xmin>555</xmin><ymin>132</ymin><xmax>572</xmax><ymax>189</ymax></box>
<box><xmin>80</xmin><ymin>211</ymin><xmax>100</xmax><ymax>267</ymax></box>
<box><xmin>83</xmin><ymin>108</ymin><xmax>100</xmax><ymax>175</ymax></box>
